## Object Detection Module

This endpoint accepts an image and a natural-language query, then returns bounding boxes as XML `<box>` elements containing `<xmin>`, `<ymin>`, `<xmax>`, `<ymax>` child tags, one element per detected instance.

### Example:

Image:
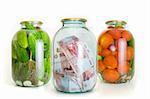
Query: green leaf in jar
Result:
<box><xmin>23</xmin><ymin>21</ymin><xmax>35</xmax><ymax>30</ymax></box>
<box><xmin>97</xmin><ymin>55</ymin><xmax>104</xmax><ymax>60</ymax></box>
<box><xmin>12</xmin><ymin>40</ymin><xmax>29</xmax><ymax>62</ymax></box>
<box><xmin>128</xmin><ymin>38</ymin><xmax>134</xmax><ymax>47</ymax></box>
<box><xmin>35</xmin><ymin>31</ymin><xmax>42</xmax><ymax>39</ymax></box>
<box><xmin>17</xmin><ymin>30</ymin><xmax>28</xmax><ymax>48</ymax></box>
<box><xmin>130</xmin><ymin>59</ymin><xmax>134</xmax><ymax>78</ymax></box>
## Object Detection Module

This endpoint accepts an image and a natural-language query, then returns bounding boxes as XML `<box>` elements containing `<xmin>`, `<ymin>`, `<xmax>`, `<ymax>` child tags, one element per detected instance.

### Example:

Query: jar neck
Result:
<box><xmin>20</xmin><ymin>21</ymin><xmax>42</xmax><ymax>30</ymax></box>
<box><xmin>106</xmin><ymin>20</ymin><xmax>127</xmax><ymax>29</ymax></box>
<box><xmin>62</xmin><ymin>20</ymin><xmax>86</xmax><ymax>27</ymax></box>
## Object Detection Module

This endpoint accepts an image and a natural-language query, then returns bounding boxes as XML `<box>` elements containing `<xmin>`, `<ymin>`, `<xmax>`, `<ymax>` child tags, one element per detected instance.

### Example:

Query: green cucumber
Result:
<box><xmin>42</xmin><ymin>58</ymin><xmax>51</xmax><ymax>83</ymax></box>
<box><xmin>12</xmin><ymin>42</ymin><xmax>17</xmax><ymax>59</ymax></box>
<box><xmin>28</xmin><ymin>33</ymin><xmax>36</xmax><ymax>60</ymax></box>
<box><xmin>12</xmin><ymin>40</ymin><xmax>29</xmax><ymax>62</ymax></box>
<box><xmin>44</xmin><ymin>58</ymin><xmax>50</xmax><ymax>73</ymax></box>
<box><xmin>39</xmin><ymin>31</ymin><xmax>50</xmax><ymax>58</ymax></box>
<box><xmin>17</xmin><ymin>30</ymin><xmax>28</xmax><ymax>48</ymax></box>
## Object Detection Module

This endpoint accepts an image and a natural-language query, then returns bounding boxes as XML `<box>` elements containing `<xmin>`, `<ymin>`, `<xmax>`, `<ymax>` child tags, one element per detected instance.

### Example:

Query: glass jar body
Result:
<box><xmin>53</xmin><ymin>23</ymin><xmax>97</xmax><ymax>93</ymax></box>
<box><xmin>12</xmin><ymin>27</ymin><xmax>51</xmax><ymax>87</ymax></box>
<box><xmin>97</xmin><ymin>27</ymin><xmax>134</xmax><ymax>83</ymax></box>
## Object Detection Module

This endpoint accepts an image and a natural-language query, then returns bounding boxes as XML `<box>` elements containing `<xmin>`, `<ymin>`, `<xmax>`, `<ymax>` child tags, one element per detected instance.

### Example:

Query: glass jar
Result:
<box><xmin>97</xmin><ymin>20</ymin><xmax>134</xmax><ymax>83</ymax></box>
<box><xmin>12</xmin><ymin>21</ymin><xmax>51</xmax><ymax>87</ymax></box>
<box><xmin>53</xmin><ymin>18</ymin><xmax>97</xmax><ymax>93</ymax></box>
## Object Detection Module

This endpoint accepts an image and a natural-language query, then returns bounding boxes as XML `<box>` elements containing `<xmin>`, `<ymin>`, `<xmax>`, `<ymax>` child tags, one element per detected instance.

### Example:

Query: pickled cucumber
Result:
<box><xmin>17</xmin><ymin>30</ymin><xmax>28</xmax><ymax>48</ymax></box>
<box><xmin>39</xmin><ymin>31</ymin><xmax>50</xmax><ymax>58</ymax></box>
<box><xmin>12</xmin><ymin>40</ymin><xmax>29</xmax><ymax>62</ymax></box>
<box><xmin>28</xmin><ymin>33</ymin><xmax>36</xmax><ymax>60</ymax></box>
<box><xmin>12</xmin><ymin>21</ymin><xmax>51</xmax><ymax>87</ymax></box>
<box><xmin>42</xmin><ymin>58</ymin><xmax>51</xmax><ymax>83</ymax></box>
<box><xmin>12</xmin><ymin>43</ymin><xmax>17</xmax><ymax>59</ymax></box>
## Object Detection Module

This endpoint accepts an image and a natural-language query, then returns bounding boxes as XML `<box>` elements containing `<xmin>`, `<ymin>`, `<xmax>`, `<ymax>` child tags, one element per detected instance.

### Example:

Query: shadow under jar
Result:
<box><xmin>97</xmin><ymin>20</ymin><xmax>134</xmax><ymax>83</ymax></box>
<box><xmin>12</xmin><ymin>21</ymin><xmax>51</xmax><ymax>87</ymax></box>
<box><xmin>53</xmin><ymin>18</ymin><xmax>97</xmax><ymax>93</ymax></box>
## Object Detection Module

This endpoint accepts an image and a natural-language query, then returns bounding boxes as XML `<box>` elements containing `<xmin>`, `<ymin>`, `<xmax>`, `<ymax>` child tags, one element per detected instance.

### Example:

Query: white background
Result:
<box><xmin>0</xmin><ymin>0</ymin><xmax>149</xmax><ymax>99</ymax></box>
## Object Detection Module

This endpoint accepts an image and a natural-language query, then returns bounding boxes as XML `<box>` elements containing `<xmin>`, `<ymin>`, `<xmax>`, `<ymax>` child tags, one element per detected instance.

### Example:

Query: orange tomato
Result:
<box><xmin>118</xmin><ymin>61</ymin><xmax>130</xmax><ymax>75</ymax></box>
<box><xmin>102</xmin><ymin>69</ymin><xmax>120</xmax><ymax>83</ymax></box>
<box><xmin>97</xmin><ymin>45</ymin><xmax>102</xmax><ymax>55</ymax></box>
<box><xmin>122</xmin><ymin>30</ymin><xmax>132</xmax><ymax>41</ymax></box>
<box><xmin>108</xmin><ymin>29</ymin><xmax>121</xmax><ymax>39</ymax></box>
<box><xmin>112</xmin><ymin>51</ymin><xmax>118</xmax><ymax>58</ymax></box>
<box><xmin>103</xmin><ymin>55</ymin><xmax>117</xmax><ymax>69</ymax></box>
<box><xmin>99</xmin><ymin>33</ymin><xmax>114</xmax><ymax>49</ymax></box>
<box><xmin>100</xmin><ymin>49</ymin><xmax>111</xmax><ymax>57</ymax></box>
<box><xmin>97</xmin><ymin>60</ymin><xmax>106</xmax><ymax>72</ymax></box>
<box><xmin>126</xmin><ymin>47</ymin><xmax>134</xmax><ymax>60</ymax></box>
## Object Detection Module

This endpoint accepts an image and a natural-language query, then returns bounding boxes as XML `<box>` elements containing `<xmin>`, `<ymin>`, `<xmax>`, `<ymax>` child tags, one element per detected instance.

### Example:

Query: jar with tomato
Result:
<box><xmin>97</xmin><ymin>20</ymin><xmax>134</xmax><ymax>83</ymax></box>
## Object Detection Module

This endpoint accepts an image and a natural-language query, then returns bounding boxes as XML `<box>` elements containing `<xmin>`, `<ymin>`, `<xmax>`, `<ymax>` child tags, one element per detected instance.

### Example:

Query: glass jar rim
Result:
<box><xmin>61</xmin><ymin>18</ymin><xmax>87</xmax><ymax>23</ymax></box>
<box><xmin>106</xmin><ymin>20</ymin><xmax>127</xmax><ymax>26</ymax></box>
<box><xmin>20</xmin><ymin>20</ymin><xmax>43</xmax><ymax>26</ymax></box>
<box><xmin>105</xmin><ymin>20</ymin><xmax>127</xmax><ymax>28</ymax></box>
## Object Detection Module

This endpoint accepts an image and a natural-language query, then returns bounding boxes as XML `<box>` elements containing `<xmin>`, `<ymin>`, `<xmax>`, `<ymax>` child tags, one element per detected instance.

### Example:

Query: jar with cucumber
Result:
<box><xmin>12</xmin><ymin>21</ymin><xmax>51</xmax><ymax>87</ymax></box>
